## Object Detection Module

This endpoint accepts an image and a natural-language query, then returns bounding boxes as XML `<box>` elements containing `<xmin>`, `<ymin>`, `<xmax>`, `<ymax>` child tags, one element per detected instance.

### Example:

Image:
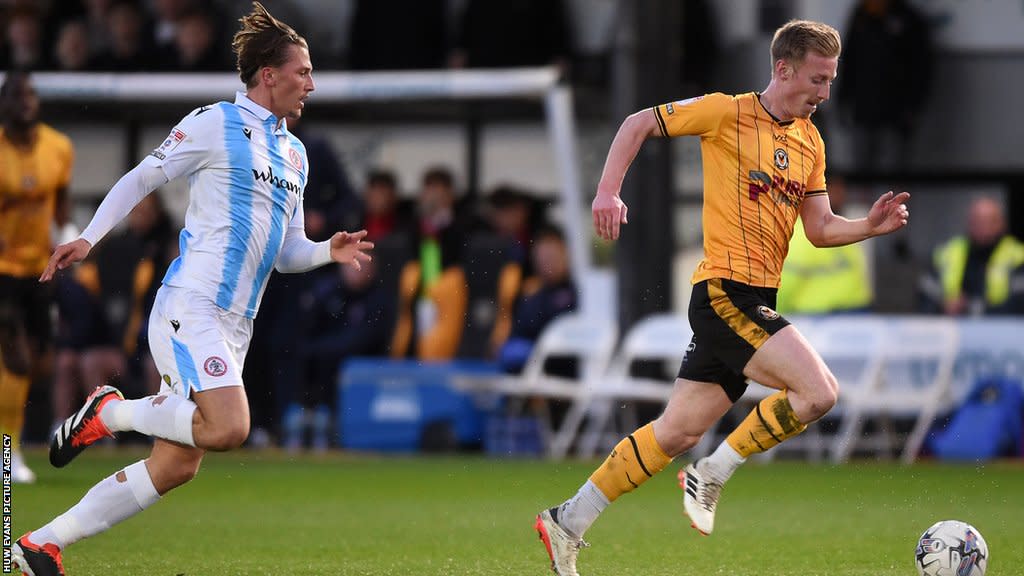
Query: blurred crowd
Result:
<box><xmin>52</xmin><ymin>153</ymin><xmax>579</xmax><ymax>451</ymax></box>
<box><xmin>1</xmin><ymin>0</ymin><xmax>573</xmax><ymax>73</ymax></box>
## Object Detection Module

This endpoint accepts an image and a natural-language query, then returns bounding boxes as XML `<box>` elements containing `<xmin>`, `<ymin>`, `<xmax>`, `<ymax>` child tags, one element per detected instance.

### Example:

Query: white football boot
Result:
<box><xmin>680</xmin><ymin>459</ymin><xmax>723</xmax><ymax>535</ymax></box>
<box><xmin>535</xmin><ymin>508</ymin><xmax>589</xmax><ymax>576</ymax></box>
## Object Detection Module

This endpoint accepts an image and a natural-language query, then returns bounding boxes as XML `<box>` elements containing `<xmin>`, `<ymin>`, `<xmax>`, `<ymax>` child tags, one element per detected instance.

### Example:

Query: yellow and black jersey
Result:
<box><xmin>653</xmin><ymin>92</ymin><xmax>827</xmax><ymax>288</ymax></box>
<box><xmin>0</xmin><ymin>123</ymin><xmax>74</xmax><ymax>278</ymax></box>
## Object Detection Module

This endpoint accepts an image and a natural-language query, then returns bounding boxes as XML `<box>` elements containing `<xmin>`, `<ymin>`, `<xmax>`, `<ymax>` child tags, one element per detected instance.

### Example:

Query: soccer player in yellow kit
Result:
<box><xmin>535</xmin><ymin>20</ymin><xmax>911</xmax><ymax>575</ymax></box>
<box><xmin>0</xmin><ymin>69</ymin><xmax>74</xmax><ymax>485</ymax></box>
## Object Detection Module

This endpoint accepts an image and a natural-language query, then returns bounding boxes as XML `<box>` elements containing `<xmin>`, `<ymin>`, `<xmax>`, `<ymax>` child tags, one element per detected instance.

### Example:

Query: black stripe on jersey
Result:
<box><xmin>805</xmin><ymin>190</ymin><xmax>828</xmax><ymax>197</ymax></box>
<box><xmin>754</xmin><ymin>401</ymin><xmax>783</xmax><ymax>444</ymax></box>
<box><xmin>752</xmin><ymin>96</ymin><xmax>767</xmax><ymax>285</ymax></box>
<box><xmin>627</xmin><ymin>434</ymin><xmax>653</xmax><ymax>477</ymax></box>
<box><xmin>735</xmin><ymin>98</ymin><xmax>750</xmax><ymax>282</ymax></box>
<box><xmin>653</xmin><ymin>106</ymin><xmax>669</xmax><ymax>137</ymax></box>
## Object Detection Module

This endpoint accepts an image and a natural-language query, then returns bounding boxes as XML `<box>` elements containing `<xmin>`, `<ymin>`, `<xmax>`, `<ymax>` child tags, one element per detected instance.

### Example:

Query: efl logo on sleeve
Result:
<box><xmin>150</xmin><ymin>129</ymin><xmax>186</xmax><ymax>160</ymax></box>
<box><xmin>155</xmin><ymin>129</ymin><xmax>187</xmax><ymax>155</ymax></box>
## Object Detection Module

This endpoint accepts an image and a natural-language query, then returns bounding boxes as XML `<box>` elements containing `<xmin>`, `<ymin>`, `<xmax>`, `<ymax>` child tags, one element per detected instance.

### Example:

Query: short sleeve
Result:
<box><xmin>652</xmin><ymin>92</ymin><xmax>733</xmax><ymax>139</ymax></box>
<box><xmin>142</xmin><ymin>104</ymin><xmax>220</xmax><ymax>181</ymax></box>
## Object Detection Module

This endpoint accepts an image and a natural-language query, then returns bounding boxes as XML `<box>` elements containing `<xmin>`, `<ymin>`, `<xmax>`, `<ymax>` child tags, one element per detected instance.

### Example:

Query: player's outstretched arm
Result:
<box><xmin>39</xmin><ymin>238</ymin><xmax>92</xmax><ymax>282</ymax></box>
<box><xmin>593</xmin><ymin>109</ymin><xmax>662</xmax><ymax>241</ymax></box>
<box><xmin>801</xmin><ymin>190</ymin><xmax>910</xmax><ymax>248</ymax></box>
<box><xmin>39</xmin><ymin>162</ymin><xmax>169</xmax><ymax>283</ymax></box>
<box><xmin>329</xmin><ymin>230</ymin><xmax>373</xmax><ymax>270</ymax></box>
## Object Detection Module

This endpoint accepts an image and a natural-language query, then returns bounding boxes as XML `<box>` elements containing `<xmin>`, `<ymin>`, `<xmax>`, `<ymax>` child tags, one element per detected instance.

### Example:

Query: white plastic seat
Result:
<box><xmin>575</xmin><ymin>313</ymin><xmax>693</xmax><ymax>457</ymax></box>
<box><xmin>830</xmin><ymin>316</ymin><xmax>958</xmax><ymax>464</ymax></box>
<box><xmin>455</xmin><ymin>311</ymin><xmax>618</xmax><ymax>458</ymax></box>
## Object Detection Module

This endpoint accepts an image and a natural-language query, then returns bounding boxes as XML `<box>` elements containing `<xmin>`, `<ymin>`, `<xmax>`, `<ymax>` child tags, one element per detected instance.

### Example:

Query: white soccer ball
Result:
<box><xmin>915</xmin><ymin>520</ymin><xmax>988</xmax><ymax>576</ymax></box>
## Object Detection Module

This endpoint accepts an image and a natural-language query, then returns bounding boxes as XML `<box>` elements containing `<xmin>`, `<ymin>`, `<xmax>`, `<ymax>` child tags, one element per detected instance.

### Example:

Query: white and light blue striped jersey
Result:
<box><xmin>143</xmin><ymin>92</ymin><xmax>309</xmax><ymax>319</ymax></box>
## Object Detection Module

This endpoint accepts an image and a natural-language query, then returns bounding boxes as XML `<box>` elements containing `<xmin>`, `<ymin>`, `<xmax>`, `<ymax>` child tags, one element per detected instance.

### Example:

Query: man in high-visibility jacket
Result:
<box><xmin>920</xmin><ymin>196</ymin><xmax>1024</xmax><ymax>315</ymax></box>
<box><xmin>778</xmin><ymin>176</ymin><xmax>873</xmax><ymax>315</ymax></box>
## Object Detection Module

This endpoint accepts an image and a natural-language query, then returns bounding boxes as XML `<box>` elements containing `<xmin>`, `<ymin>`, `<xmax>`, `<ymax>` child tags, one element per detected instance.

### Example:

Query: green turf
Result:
<box><xmin>10</xmin><ymin>448</ymin><xmax>1023</xmax><ymax>575</ymax></box>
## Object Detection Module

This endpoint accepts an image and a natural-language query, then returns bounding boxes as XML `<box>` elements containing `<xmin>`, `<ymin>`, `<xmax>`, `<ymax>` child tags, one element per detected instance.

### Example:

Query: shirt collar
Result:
<box><xmin>234</xmin><ymin>92</ymin><xmax>290</xmax><ymax>134</ymax></box>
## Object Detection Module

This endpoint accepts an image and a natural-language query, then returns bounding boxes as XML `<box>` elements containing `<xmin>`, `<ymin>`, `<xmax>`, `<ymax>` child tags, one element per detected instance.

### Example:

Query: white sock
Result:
<box><xmin>556</xmin><ymin>480</ymin><xmax>609</xmax><ymax>538</ymax></box>
<box><xmin>702</xmin><ymin>441</ymin><xmax>747</xmax><ymax>484</ymax></box>
<box><xmin>28</xmin><ymin>460</ymin><xmax>160</xmax><ymax>550</ymax></box>
<box><xmin>101</xmin><ymin>394</ymin><xmax>196</xmax><ymax>447</ymax></box>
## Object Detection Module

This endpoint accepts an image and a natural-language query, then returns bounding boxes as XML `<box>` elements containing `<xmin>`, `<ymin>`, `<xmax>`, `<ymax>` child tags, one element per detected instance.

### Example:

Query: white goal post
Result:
<box><xmin>21</xmin><ymin>67</ymin><xmax>594</xmax><ymax>294</ymax></box>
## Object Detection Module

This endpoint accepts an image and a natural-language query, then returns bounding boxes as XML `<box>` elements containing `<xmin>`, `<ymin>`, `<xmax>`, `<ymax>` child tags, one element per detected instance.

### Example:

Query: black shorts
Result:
<box><xmin>0</xmin><ymin>274</ymin><xmax>54</xmax><ymax>352</ymax></box>
<box><xmin>677</xmin><ymin>278</ymin><xmax>790</xmax><ymax>402</ymax></box>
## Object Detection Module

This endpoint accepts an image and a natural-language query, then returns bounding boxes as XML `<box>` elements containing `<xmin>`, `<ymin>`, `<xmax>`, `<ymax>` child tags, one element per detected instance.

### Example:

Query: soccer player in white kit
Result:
<box><xmin>12</xmin><ymin>4</ymin><xmax>372</xmax><ymax>575</ymax></box>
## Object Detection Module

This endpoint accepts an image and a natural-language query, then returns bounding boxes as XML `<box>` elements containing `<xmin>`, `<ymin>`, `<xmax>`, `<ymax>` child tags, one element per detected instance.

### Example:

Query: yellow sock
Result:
<box><xmin>726</xmin><ymin>390</ymin><xmax>807</xmax><ymax>458</ymax></box>
<box><xmin>589</xmin><ymin>422</ymin><xmax>672</xmax><ymax>502</ymax></box>
<box><xmin>0</xmin><ymin>367</ymin><xmax>30</xmax><ymax>447</ymax></box>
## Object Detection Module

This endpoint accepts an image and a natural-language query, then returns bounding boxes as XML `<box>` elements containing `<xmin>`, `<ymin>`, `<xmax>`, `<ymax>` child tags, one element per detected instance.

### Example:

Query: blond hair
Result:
<box><xmin>232</xmin><ymin>1</ymin><xmax>308</xmax><ymax>88</ymax></box>
<box><xmin>770</xmin><ymin>20</ymin><xmax>841</xmax><ymax>68</ymax></box>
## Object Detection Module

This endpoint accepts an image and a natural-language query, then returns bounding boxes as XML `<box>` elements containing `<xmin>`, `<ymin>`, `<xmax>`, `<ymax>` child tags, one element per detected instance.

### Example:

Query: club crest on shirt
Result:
<box><xmin>204</xmin><ymin>356</ymin><xmax>228</xmax><ymax>377</ymax></box>
<box><xmin>289</xmin><ymin>148</ymin><xmax>303</xmax><ymax>171</ymax></box>
<box><xmin>774</xmin><ymin>148</ymin><xmax>789</xmax><ymax>170</ymax></box>
<box><xmin>757</xmin><ymin>305</ymin><xmax>780</xmax><ymax>321</ymax></box>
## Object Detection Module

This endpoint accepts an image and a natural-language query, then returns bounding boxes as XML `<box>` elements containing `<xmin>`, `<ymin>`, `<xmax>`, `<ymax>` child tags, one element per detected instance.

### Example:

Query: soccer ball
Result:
<box><xmin>915</xmin><ymin>520</ymin><xmax>988</xmax><ymax>576</ymax></box>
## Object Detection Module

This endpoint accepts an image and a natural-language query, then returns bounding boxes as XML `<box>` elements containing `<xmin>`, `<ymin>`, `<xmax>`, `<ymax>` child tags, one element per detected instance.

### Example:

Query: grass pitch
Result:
<box><xmin>10</xmin><ymin>449</ymin><xmax>1024</xmax><ymax>575</ymax></box>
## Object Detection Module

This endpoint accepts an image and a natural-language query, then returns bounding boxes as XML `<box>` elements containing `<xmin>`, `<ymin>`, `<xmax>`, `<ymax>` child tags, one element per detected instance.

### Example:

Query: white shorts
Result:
<box><xmin>147</xmin><ymin>285</ymin><xmax>253</xmax><ymax>398</ymax></box>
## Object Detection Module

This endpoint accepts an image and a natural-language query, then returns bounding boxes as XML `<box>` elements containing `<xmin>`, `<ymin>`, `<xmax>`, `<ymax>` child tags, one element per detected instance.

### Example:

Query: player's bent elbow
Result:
<box><xmin>804</xmin><ymin>227</ymin><xmax>829</xmax><ymax>248</ymax></box>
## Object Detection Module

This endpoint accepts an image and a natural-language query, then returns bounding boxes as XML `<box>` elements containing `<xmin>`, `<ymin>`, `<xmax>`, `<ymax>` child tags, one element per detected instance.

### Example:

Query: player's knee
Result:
<box><xmin>806</xmin><ymin>376</ymin><xmax>838</xmax><ymax>420</ymax></box>
<box><xmin>204</xmin><ymin>420</ymin><xmax>250</xmax><ymax>451</ymax></box>
<box><xmin>165</xmin><ymin>460</ymin><xmax>201</xmax><ymax>489</ymax></box>
<box><xmin>654</xmin><ymin>428</ymin><xmax>702</xmax><ymax>457</ymax></box>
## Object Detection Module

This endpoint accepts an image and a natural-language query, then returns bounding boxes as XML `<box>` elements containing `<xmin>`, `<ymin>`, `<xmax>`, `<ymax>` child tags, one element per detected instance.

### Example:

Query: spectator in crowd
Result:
<box><xmin>4</xmin><ymin>8</ymin><xmax>52</xmax><ymax>70</ymax></box>
<box><xmin>79</xmin><ymin>0</ymin><xmax>117</xmax><ymax>55</ymax></box>
<box><xmin>449</xmin><ymin>0</ymin><xmax>571</xmax><ymax>72</ymax></box>
<box><xmin>498</xmin><ymin>225</ymin><xmax>578</xmax><ymax>373</ymax></box>
<box><xmin>777</xmin><ymin>175</ymin><xmax>873</xmax><ymax>314</ymax></box>
<box><xmin>91</xmin><ymin>0</ymin><xmax>155</xmax><ymax>72</ymax></box>
<box><xmin>412</xmin><ymin>166</ymin><xmax>466</xmax><ymax>267</ymax></box>
<box><xmin>284</xmin><ymin>258</ymin><xmax>393</xmax><ymax>452</ymax></box>
<box><xmin>0</xmin><ymin>69</ymin><xmax>74</xmax><ymax>483</ymax></box>
<box><xmin>150</xmin><ymin>0</ymin><xmax>226</xmax><ymax>70</ymax></box>
<box><xmin>920</xmin><ymin>196</ymin><xmax>1024</xmax><ymax>316</ymax></box>
<box><xmin>348</xmin><ymin>0</ymin><xmax>446</xmax><ymax>70</ymax></box>
<box><xmin>54</xmin><ymin>18</ymin><xmax>93</xmax><ymax>71</ymax></box>
<box><xmin>391</xmin><ymin>166</ymin><xmax>469</xmax><ymax>359</ymax></box>
<box><xmin>486</xmin><ymin>185</ymin><xmax>540</xmax><ymax>275</ymax></box>
<box><xmin>360</xmin><ymin>168</ymin><xmax>410</xmax><ymax>242</ymax></box>
<box><xmin>838</xmin><ymin>0</ymin><xmax>933</xmax><ymax>171</ymax></box>
<box><xmin>172</xmin><ymin>10</ymin><xmax>228</xmax><ymax>70</ymax></box>
<box><xmin>49</xmin><ymin>0</ymin><xmax>116</xmax><ymax>57</ymax></box>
